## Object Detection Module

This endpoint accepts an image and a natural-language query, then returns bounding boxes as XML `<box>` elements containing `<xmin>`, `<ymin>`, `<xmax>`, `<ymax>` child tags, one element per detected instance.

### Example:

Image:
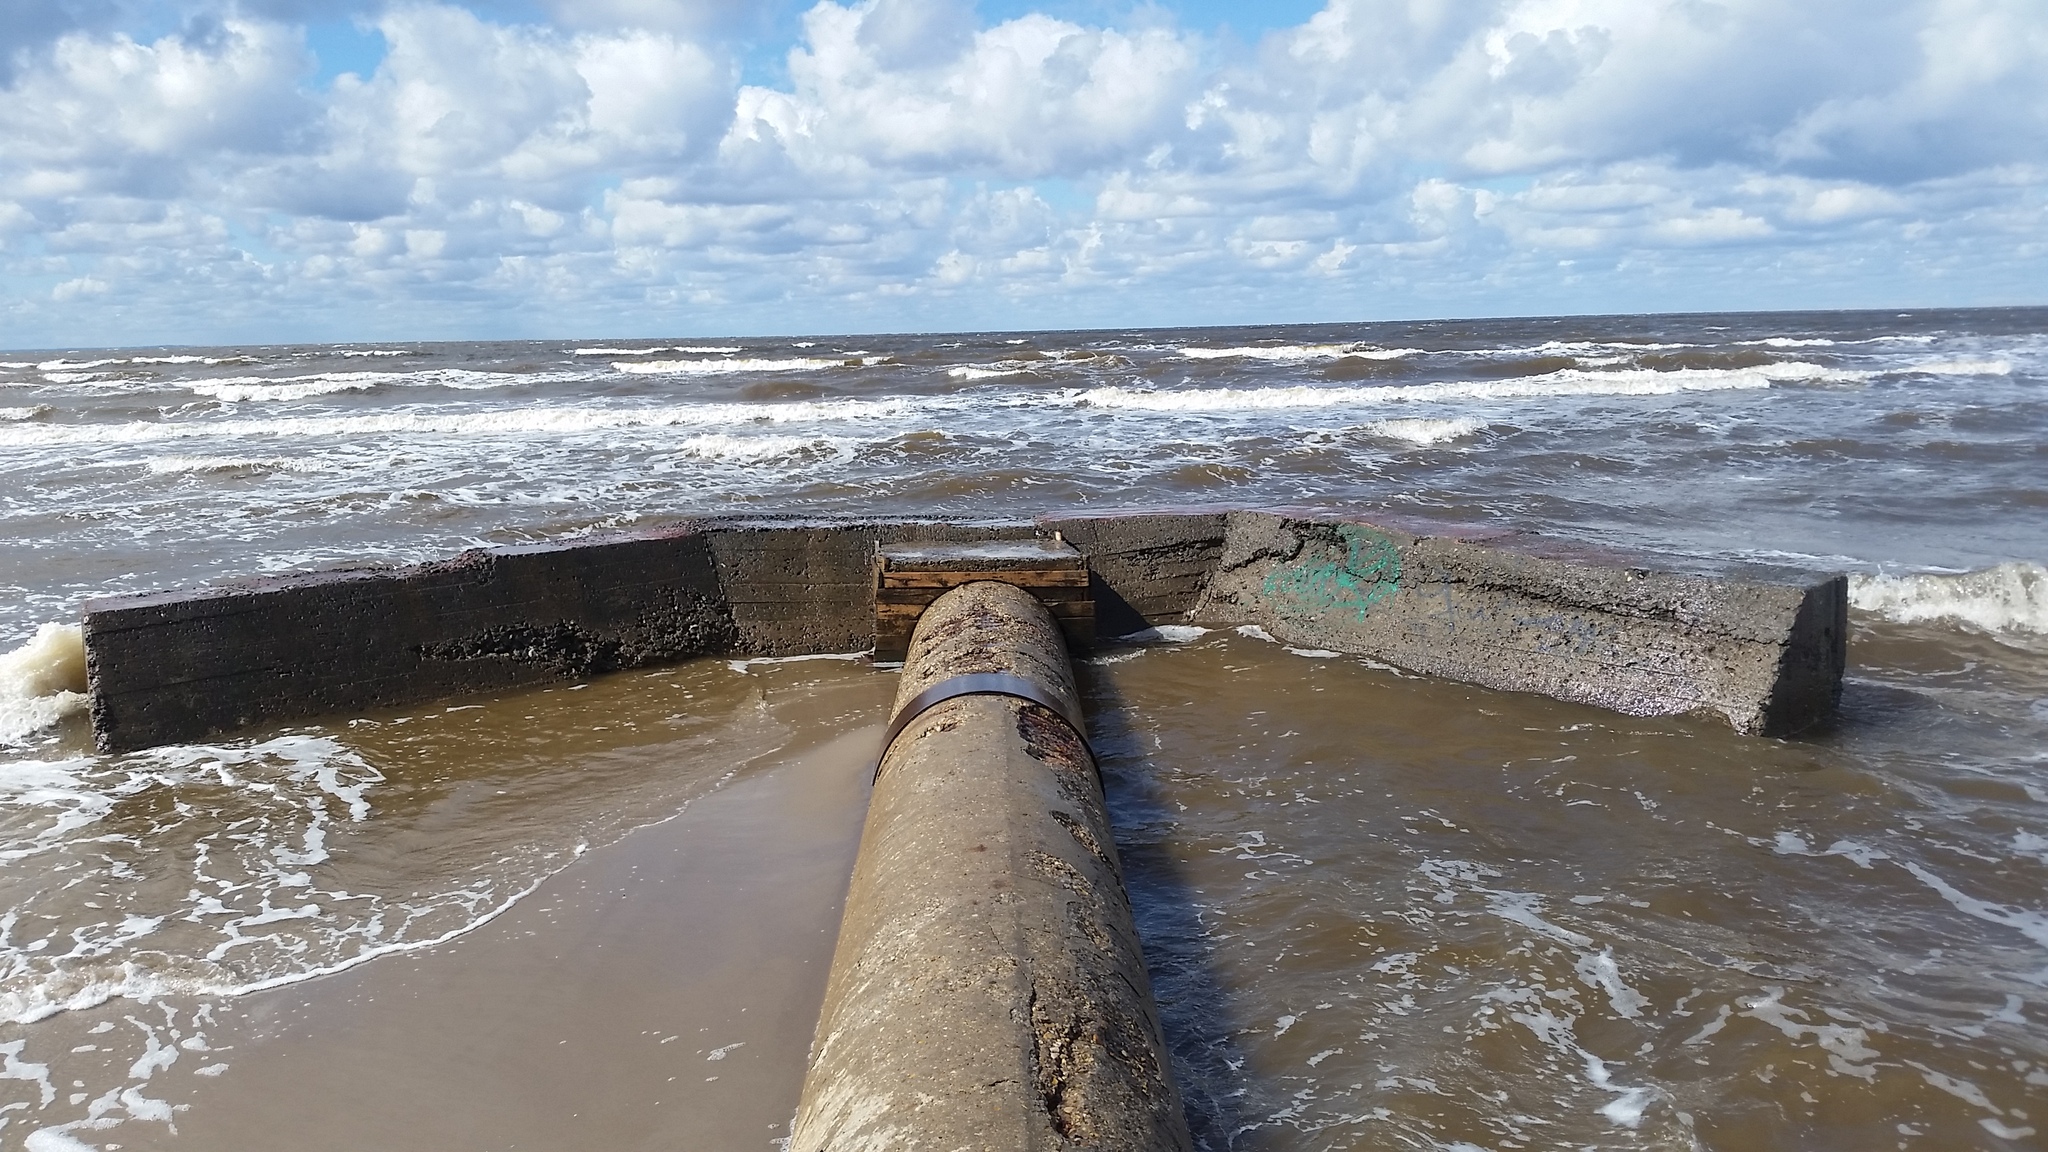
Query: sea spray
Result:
<box><xmin>0</xmin><ymin>624</ymin><xmax>88</xmax><ymax>743</ymax></box>
<box><xmin>1849</xmin><ymin>561</ymin><xmax>2048</xmax><ymax>640</ymax></box>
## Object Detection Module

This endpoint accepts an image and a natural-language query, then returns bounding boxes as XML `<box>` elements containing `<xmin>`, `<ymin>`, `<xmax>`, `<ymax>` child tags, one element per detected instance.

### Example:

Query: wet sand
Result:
<box><xmin>136</xmin><ymin>720</ymin><xmax>879</xmax><ymax>1152</ymax></box>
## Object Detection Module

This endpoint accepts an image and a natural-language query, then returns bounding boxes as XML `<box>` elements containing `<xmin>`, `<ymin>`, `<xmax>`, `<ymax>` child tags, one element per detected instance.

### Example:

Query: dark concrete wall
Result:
<box><xmin>1039</xmin><ymin>509</ymin><xmax>1228</xmax><ymax>637</ymax></box>
<box><xmin>1193</xmin><ymin>511</ymin><xmax>1846</xmax><ymax>736</ymax></box>
<box><xmin>85</xmin><ymin>525</ymin><xmax>734</xmax><ymax>753</ymax></box>
<box><xmin>83</xmin><ymin>509</ymin><xmax>1848</xmax><ymax>751</ymax></box>
<box><xmin>703</xmin><ymin>518</ymin><xmax>1035</xmax><ymax>656</ymax></box>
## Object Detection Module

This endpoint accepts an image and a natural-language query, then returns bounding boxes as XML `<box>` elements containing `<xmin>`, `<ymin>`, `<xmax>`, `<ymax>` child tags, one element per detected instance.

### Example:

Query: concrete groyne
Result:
<box><xmin>789</xmin><ymin>580</ymin><xmax>1189</xmax><ymax>1150</ymax></box>
<box><xmin>82</xmin><ymin>508</ymin><xmax>1847</xmax><ymax>752</ymax></box>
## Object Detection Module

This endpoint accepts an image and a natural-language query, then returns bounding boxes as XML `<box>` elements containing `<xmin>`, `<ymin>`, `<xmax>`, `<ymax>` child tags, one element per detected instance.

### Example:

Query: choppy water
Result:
<box><xmin>2</xmin><ymin>309</ymin><xmax>2046</xmax><ymax>1149</ymax></box>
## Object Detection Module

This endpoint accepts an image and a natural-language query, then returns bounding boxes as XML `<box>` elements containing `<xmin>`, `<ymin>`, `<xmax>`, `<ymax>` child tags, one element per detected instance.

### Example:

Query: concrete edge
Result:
<box><xmin>81</xmin><ymin>508</ymin><xmax>1848</xmax><ymax>749</ymax></box>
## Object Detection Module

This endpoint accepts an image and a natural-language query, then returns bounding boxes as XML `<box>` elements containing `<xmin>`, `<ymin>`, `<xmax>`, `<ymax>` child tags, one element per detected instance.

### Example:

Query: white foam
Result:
<box><xmin>1849</xmin><ymin>562</ymin><xmax>2048</xmax><ymax>639</ymax></box>
<box><xmin>0</xmin><ymin>405</ymin><xmax>51</xmax><ymax>421</ymax></box>
<box><xmin>576</xmin><ymin>346</ymin><xmax>741</xmax><ymax>356</ymax></box>
<box><xmin>189</xmin><ymin>377</ymin><xmax>384</xmax><ymax>402</ymax></box>
<box><xmin>40</xmin><ymin>372</ymin><xmax>109</xmax><ymax>385</ymax></box>
<box><xmin>142</xmin><ymin>456</ymin><xmax>325</xmax><ymax>476</ymax></box>
<box><xmin>1109</xmin><ymin>625</ymin><xmax>1211</xmax><ymax>645</ymax></box>
<box><xmin>24</xmin><ymin>1129</ymin><xmax>101</xmax><ymax>1152</ymax></box>
<box><xmin>0</xmin><ymin>624</ymin><xmax>88</xmax><ymax>744</ymax></box>
<box><xmin>336</xmin><ymin>349</ymin><xmax>408</xmax><ymax>358</ymax></box>
<box><xmin>0</xmin><ymin>397</ymin><xmax>920</xmax><ymax>447</ymax></box>
<box><xmin>673</xmin><ymin>433</ymin><xmax>856</xmax><ymax>463</ymax></box>
<box><xmin>186</xmin><ymin>369</ymin><xmax>542</xmax><ymax>401</ymax></box>
<box><xmin>1738</xmin><ymin>337</ymin><xmax>1836</xmax><ymax>348</ymax></box>
<box><xmin>724</xmin><ymin>651</ymin><xmax>869</xmax><ymax>674</ymax></box>
<box><xmin>1907</xmin><ymin>358</ymin><xmax>2011</xmax><ymax>376</ymax></box>
<box><xmin>612</xmin><ymin>356</ymin><xmax>854</xmax><ymax>375</ymax></box>
<box><xmin>36</xmin><ymin>359</ymin><xmax>122</xmax><ymax>372</ymax></box>
<box><xmin>948</xmin><ymin>365</ymin><xmax>1031</xmax><ymax>380</ymax></box>
<box><xmin>1078</xmin><ymin>362</ymin><xmax>1852</xmax><ymax>413</ymax></box>
<box><xmin>1899</xmin><ymin>860</ymin><xmax>2048</xmax><ymax>950</ymax></box>
<box><xmin>1180</xmin><ymin>343</ymin><xmax>1418</xmax><ymax>362</ymax></box>
<box><xmin>131</xmin><ymin>355</ymin><xmax>257</xmax><ymax>366</ymax></box>
<box><xmin>1359</xmin><ymin>416</ymin><xmax>1486</xmax><ymax>445</ymax></box>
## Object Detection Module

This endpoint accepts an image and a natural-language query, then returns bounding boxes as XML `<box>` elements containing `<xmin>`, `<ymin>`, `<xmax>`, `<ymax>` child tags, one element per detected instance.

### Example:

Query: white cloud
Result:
<box><xmin>0</xmin><ymin>0</ymin><xmax>2044</xmax><ymax>345</ymax></box>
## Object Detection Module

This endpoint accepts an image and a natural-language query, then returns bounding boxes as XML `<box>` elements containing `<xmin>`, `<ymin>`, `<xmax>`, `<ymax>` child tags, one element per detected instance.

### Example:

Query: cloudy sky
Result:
<box><xmin>2</xmin><ymin>0</ymin><xmax>2044</xmax><ymax>347</ymax></box>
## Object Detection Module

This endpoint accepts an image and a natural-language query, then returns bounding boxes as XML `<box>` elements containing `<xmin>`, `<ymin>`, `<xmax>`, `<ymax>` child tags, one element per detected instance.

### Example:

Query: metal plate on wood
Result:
<box><xmin>872</xmin><ymin>538</ymin><xmax>1094</xmax><ymax>662</ymax></box>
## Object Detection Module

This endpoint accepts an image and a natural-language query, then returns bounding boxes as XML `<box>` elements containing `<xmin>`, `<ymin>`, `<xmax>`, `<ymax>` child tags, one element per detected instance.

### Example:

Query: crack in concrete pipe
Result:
<box><xmin>790</xmin><ymin>580</ymin><xmax>1192</xmax><ymax>1152</ymax></box>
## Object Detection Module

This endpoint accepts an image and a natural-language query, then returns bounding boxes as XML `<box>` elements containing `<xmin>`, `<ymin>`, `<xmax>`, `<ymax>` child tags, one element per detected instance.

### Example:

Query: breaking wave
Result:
<box><xmin>0</xmin><ymin>624</ymin><xmax>88</xmax><ymax>745</ymax></box>
<box><xmin>1079</xmin><ymin>362</ymin><xmax>1853</xmax><ymax>412</ymax></box>
<box><xmin>1181</xmin><ymin>343</ymin><xmax>1419</xmax><ymax>362</ymax></box>
<box><xmin>186</xmin><ymin>370</ymin><xmax>546</xmax><ymax>401</ymax></box>
<box><xmin>143</xmin><ymin>456</ymin><xmax>327</xmax><ymax>476</ymax></box>
<box><xmin>576</xmin><ymin>346</ymin><xmax>742</xmax><ymax>356</ymax></box>
<box><xmin>1903</xmin><ymin>358</ymin><xmax>2012</xmax><ymax>376</ymax></box>
<box><xmin>0</xmin><ymin>398</ymin><xmax>922</xmax><ymax>447</ymax></box>
<box><xmin>1849</xmin><ymin>562</ymin><xmax>2048</xmax><ymax>640</ymax></box>
<box><xmin>189</xmin><ymin>377</ymin><xmax>386</xmax><ymax>402</ymax></box>
<box><xmin>611</xmin><ymin>356</ymin><xmax>866</xmax><ymax>375</ymax></box>
<box><xmin>1360</xmin><ymin>416</ymin><xmax>1488</xmax><ymax>445</ymax></box>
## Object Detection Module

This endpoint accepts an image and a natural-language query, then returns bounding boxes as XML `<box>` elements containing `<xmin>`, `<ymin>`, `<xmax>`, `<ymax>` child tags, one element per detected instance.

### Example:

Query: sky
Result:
<box><xmin>1</xmin><ymin>0</ymin><xmax>2045</xmax><ymax>347</ymax></box>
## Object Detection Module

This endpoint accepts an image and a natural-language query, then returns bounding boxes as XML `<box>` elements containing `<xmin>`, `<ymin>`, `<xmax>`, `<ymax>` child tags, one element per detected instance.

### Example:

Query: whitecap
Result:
<box><xmin>1849</xmin><ymin>561</ymin><xmax>2048</xmax><ymax>639</ymax></box>
<box><xmin>36</xmin><ymin>359</ymin><xmax>123</xmax><ymax>372</ymax></box>
<box><xmin>1080</xmin><ymin>362</ymin><xmax>1845</xmax><ymax>413</ymax></box>
<box><xmin>0</xmin><ymin>405</ymin><xmax>52</xmax><ymax>422</ymax></box>
<box><xmin>1358</xmin><ymin>416</ymin><xmax>1486</xmax><ymax>445</ymax></box>
<box><xmin>1904</xmin><ymin>358</ymin><xmax>2012</xmax><ymax>376</ymax></box>
<box><xmin>947</xmin><ymin>364</ymin><xmax>1032</xmax><ymax>381</ymax></box>
<box><xmin>576</xmin><ymin>346</ymin><xmax>741</xmax><ymax>356</ymax></box>
<box><xmin>142</xmin><ymin>456</ymin><xmax>324</xmax><ymax>476</ymax></box>
<box><xmin>0</xmin><ymin>397</ymin><xmax>920</xmax><ymax>448</ymax></box>
<box><xmin>1180</xmin><ymin>343</ymin><xmax>1418</xmax><ymax>362</ymax></box>
<box><xmin>666</xmin><ymin>433</ymin><xmax>856</xmax><ymax>464</ymax></box>
<box><xmin>612</xmin><ymin>356</ymin><xmax>856</xmax><ymax>375</ymax></box>
<box><xmin>189</xmin><ymin>377</ymin><xmax>385</xmax><ymax>402</ymax></box>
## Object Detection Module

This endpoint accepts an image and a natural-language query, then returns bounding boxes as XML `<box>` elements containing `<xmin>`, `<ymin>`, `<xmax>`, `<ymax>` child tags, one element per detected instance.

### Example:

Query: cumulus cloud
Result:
<box><xmin>0</xmin><ymin>0</ymin><xmax>2043</xmax><ymax>344</ymax></box>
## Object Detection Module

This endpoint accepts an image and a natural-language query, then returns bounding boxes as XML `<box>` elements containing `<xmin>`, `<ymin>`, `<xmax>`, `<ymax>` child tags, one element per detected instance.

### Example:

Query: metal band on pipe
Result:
<box><xmin>874</xmin><ymin>671</ymin><xmax>1093</xmax><ymax>781</ymax></box>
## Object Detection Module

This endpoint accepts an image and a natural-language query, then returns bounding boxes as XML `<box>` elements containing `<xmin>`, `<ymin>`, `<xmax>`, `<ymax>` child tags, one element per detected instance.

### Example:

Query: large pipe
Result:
<box><xmin>791</xmin><ymin>580</ymin><xmax>1190</xmax><ymax>1151</ymax></box>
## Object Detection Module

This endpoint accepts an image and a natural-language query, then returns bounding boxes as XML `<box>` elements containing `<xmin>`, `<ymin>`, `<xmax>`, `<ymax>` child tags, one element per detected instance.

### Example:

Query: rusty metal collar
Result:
<box><xmin>873</xmin><ymin>672</ymin><xmax>1094</xmax><ymax>781</ymax></box>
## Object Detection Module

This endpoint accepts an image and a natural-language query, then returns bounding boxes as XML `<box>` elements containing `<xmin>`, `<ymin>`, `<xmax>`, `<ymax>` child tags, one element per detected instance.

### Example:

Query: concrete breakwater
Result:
<box><xmin>82</xmin><ymin>507</ymin><xmax>1846</xmax><ymax>752</ymax></box>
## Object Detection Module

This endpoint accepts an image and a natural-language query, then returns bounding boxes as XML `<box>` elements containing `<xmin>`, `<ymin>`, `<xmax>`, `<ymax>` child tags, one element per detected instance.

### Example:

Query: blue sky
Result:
<box><xmin>2</xmin><ymin>0</ymin><xmax>2044</xmax><ymax>347</ymax></box>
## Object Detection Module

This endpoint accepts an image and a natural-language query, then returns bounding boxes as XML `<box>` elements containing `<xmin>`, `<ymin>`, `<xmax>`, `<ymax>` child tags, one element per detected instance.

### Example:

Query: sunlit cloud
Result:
<box><xmin>1</xmin><ymin>0</ymin><xmax>2044</xmax><ymax>346</ymax></box>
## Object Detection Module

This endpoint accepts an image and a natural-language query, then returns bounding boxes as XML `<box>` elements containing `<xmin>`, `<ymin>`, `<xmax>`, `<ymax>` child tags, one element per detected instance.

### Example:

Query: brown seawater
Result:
<box><xmin>3</xmin><ymin>309</ymin><xmax>2046</xmax><ymax>1149</ymax></box>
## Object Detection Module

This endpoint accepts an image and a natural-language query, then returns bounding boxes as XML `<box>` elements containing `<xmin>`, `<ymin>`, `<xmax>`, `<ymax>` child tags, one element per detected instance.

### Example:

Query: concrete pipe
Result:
<box><xmin>790</xmin><ymin>580</ymin><xmax>1191</xmax><ymax>1151</ymax></box>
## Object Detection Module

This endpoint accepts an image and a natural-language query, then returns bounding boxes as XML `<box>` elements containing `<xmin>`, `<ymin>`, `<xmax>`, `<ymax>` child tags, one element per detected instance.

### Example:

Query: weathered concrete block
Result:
<box><xmin>1038</xmin><ymin>510</ymin><xmax>1229</xmax><ymax>637</ymax></box>
<box><xmin>85</xmin><ymin>524</ymin><xmax>734</xmax><ymax>752</ymax></box>
<box><xmin>702</xmin><ymin>518</ymin><xmax>1034</xmax><ymax>655</ymax></box>
<box><xmin>1194</xmin><ymin>511</ymin><xmax>1846</xmax><ymax>735</ymax></box>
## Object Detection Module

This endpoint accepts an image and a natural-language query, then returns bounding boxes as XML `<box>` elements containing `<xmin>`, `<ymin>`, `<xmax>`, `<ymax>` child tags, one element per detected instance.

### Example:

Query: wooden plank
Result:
<box><xmin>875</xmin><ymin>596</ymin><xmax>1093</xmax><ymax>618</ymax></box>
<box><xmin>878</xmin><ymin>569</ymin><xmax>1086</xmax><ymax>589</ymax></box>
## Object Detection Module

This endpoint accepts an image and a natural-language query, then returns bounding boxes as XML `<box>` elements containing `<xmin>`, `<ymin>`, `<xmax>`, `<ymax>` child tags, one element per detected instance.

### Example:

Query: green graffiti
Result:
<box><xmin>1261</xmin><ymin>525</ymin><xmax>1402</xmax><ymax>621</ymax></box>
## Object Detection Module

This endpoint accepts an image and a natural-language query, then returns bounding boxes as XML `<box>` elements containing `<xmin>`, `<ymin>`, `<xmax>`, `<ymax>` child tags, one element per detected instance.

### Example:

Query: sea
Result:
<box><xmin>1</xmin><ymin>308</ymin><xmax>2044</xmax><ymax>1150</ymax></box>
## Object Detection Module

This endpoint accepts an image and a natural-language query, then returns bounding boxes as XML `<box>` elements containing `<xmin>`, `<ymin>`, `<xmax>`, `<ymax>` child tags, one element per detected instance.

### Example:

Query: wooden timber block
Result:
<box><xmin>872</xmin><ymin>538</ymin><xmax>1093</xmax><ymax>662</ymax></box>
